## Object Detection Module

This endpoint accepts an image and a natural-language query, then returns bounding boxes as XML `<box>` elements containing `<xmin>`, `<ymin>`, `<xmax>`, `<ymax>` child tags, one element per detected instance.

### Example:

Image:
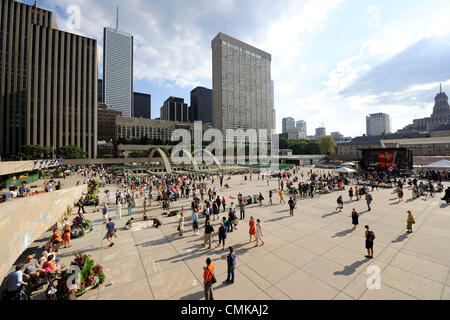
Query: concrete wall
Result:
<box><xmin>0</xmin><ymin>185</ymin><xmax>84</xmax><ymax>281</ymax></box>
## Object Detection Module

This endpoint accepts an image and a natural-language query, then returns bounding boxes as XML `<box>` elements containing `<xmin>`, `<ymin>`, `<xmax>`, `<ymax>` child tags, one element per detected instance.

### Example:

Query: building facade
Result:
<box><xmin>405</xmin><ymin>85</ymin><xmax>450</xmax><ymax>133</ymax></box>
<box><xmin>282</xmin><ymin>117</ymin><xmax>295</xmax><ymax>133</ymax></box>
<box><xmin>190</xmin><ymin>87</ymin><xmax>213</xmax><ymax>126</ymax></box>
<box><xmin>366</xmin><ymin>113</ymin><xmax>391</xmax><ymax>136</ymax></box>
<box><xmin>160</xmin><ymin>97</ymin><xmax>189</xmax><ymax>122</ymax></box>
<box><xmin>315</xmin><ymin>127</ymin><xmax>326</xmax><ymax>138</ymax></box>
<box><xmin>0</xmin><ymin>0</ymin><xmax>98</xmax><ymax>158</ymax></box>
<box><xmin>98</xmin><ymin>103</ymin><xmax>122</xmax><ymax>142</ymax></box>
<box><xmin>115</xmin><ymin>116</ymin><xmax>207</xmax><ymax>142</ymax></box>
<box><xmin>98</xmin><ymin>79</ymin><xmax>103</xmax><ymax>103</ymax></box>
<box><xmin>103</xmin><ymin>27</ymin><xmax>133</xmax><ymax>117</ymax></box>
<box><xmin>212</xmin><ymin>33</ymin><xmax>273</xmax><ymax>132</ymax></box>
<box><xmin>133</xmin><ymin>92</ymin><xmax>151</xmax><ymax>119</ymax></box>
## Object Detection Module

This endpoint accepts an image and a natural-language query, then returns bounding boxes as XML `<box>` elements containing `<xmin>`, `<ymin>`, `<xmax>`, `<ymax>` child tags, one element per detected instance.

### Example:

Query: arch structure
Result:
<box><xmin>192</xmin><ymin>149</ymin><xmax>223</xmax><ymax>171</ymax></box>
<box><xmin>147</xmin><ymin>148</ymin><xmax>173</xmax><ymax>175</ymax></box>
<box><xmin>179</xmin><ymin>148</ymin><xmax>200</xmax><ymax>172</ymax></box>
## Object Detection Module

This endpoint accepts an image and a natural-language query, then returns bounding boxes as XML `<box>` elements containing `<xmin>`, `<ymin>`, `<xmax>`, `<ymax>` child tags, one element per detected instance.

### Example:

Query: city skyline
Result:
<box><xmin>18</xmin><ymin>0</ymin><xmax>450</xmax><ymax>136</ymax></box>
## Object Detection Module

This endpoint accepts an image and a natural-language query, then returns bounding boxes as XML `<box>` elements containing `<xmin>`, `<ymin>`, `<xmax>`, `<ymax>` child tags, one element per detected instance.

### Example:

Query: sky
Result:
<box><xmin>33</xmin><ymin>0</ymin><xmax>450</xmax><ymax>137</ymax></box>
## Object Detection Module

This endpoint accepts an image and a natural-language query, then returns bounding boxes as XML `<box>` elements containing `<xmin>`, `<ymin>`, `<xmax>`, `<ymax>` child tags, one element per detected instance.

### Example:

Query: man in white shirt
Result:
<box><xmin>45</xmin><ymin>180</ymin><xmax>54</xmax><ymax>192</ymax></box>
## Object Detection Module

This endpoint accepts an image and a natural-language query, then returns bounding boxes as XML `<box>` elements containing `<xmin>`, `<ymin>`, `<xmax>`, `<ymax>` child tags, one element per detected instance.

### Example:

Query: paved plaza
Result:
<box><xmin>26</xmin><ymin>171</ymin><xmax>450</xmax><ymax>300</ymax></box>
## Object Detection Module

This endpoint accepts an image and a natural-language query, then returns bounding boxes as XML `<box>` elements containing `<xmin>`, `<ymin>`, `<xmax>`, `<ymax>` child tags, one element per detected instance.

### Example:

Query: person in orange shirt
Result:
<box><xmin>51</xmin><ymin>228</ymin><xmax>63</xmax><ymax>251</ymax></box>
<box><xmin>203</xmin><ymin>258</ymin><xmax>215</xmax><ymax>300</ymax></box>
<box><xmin>62</xmin><ymin>224</ymin><xmax>71</xmax><ymax>248</ymax></box>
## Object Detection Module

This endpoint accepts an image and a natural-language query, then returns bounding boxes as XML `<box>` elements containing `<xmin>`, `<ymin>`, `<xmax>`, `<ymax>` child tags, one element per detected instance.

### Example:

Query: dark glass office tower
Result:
<box><xmin>160</xmin><ymin>97</ymin><xmax>189</xmax><ymax>122</ymax></box>
<box><xmin>190</xmin><ymin>87</ymin><xmax>213</xmax><ymax>126</ymax></box>
<box><xmin>133</xmin><ymin>92</ymin><xmax>151</xmax><ymax>118</ymax></box>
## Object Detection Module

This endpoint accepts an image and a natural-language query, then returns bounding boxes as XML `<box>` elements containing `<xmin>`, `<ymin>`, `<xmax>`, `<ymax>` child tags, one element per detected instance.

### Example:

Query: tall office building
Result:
<box><xmin>160</xmin><ymin>97</ymin><xmax>189</xmax><ymax>122</ymax></box>
<box><xmin>366</xmin><ymin>113</ymin><xmax>391</xmax><ymax>136</ymax></box>
<box><xmin>133</xmin><ymin>92</ymin><xmax>151</xmax><ymax>119</ymax></box>
<box><xmin>315</xmin><ymin>127</ymin><xmax>326</xmax><ymax>138</ymax></box>
<box><xmin>103</xmin><ymin>26</ymin><xmax>133</xmax><ymax>117</ymax></box>
<box><xmin>190</xmin><ymin>87</ymin><xmax>213</xmax><ymax>126</ymax></box>
<box><xmin>211</xmin><ymin>33</ymin><xmax>273</xmax><ymax>132</ymax></box>
<box><xmin>282</xmin><ymin>117</ymin><xmax>295</xmax><ymax>133</ymax></box>
<box><xmin>0</xmin><ymin>0</ymin><xmax>98</xmax><ymax>158</ymax></box>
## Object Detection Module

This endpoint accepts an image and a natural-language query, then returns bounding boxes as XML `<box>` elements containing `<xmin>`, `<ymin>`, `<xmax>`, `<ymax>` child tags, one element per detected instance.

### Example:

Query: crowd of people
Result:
<box><xmin>2</xmin><ymin>162</ymin><xmax>450</xmax><ymax>300</ymax></box>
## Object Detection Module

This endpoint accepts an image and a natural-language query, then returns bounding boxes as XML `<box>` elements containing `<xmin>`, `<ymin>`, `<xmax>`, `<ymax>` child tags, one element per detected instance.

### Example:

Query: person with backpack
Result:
<box><xmin>77</xmin><ymin>197</ymin><xmax>86</xmax><ymax>214</ymax></box>
<box><xmin>365</xmin><ymin>225</ymin><xmax>375</xmax><ymax>259</ymax></box>
<box><xmin>365</xmin><ymin>193</ymin><xmax>373</xmax><ymax>212</ymax></box>
<box><xmin>203</xmin><ymin>258</ymin><xmax>215</xmax><ymax>300</ymax></box>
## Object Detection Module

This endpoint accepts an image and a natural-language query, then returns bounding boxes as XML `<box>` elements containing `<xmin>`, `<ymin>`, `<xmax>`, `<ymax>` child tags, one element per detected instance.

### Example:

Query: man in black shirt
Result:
<box><xmin>202</xmin><ymin>221</ymin><xmax>214</xmax><ymax>249</ymax></box>
<box><xmin>288</xmin><ymin>197</ymin><xmax>295</xmax><ymax>216</ymax></box>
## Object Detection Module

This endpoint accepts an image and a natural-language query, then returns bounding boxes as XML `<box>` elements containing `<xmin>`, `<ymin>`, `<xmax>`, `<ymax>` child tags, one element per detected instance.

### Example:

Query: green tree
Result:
<box><xmin>55</xmin><ymin>145</ymin><xmax>86</xmax><ymax>159</ymax></box>
<box><xmin>319</xmin><ymin>136</ymin><xmax>337</xmax><ymax>155</ymax></box>
<box><xmin>19</xmin><ymin>145</ymin><xmax>53</xmax><ymax>160</ymax></box>
<box><xmin>305</xmin><ymin>140</ymin><xmax>321</xmax><ymax>154</ymax></box>
<box><xmin>129</xmin><ymin>150</ymin><xmax>145</xmax><ymax>158</ymax></box>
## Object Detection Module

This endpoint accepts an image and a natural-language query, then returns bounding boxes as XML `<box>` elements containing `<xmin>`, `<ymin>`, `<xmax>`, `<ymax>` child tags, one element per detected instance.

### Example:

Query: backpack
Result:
<box><xmin>368</xmin><ymin>231</ymin><xmax>375</xmax><ymax>241</ymax></box>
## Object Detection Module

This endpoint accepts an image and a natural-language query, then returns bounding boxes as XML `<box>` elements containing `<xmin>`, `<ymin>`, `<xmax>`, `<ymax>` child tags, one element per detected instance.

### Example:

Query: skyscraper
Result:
<box><xmin>296</xmin><ymin>120</ymin><xmax>307</xmax><ymax>136</ymax></box>
<box><xmin>282</xmin><ymin>117</ymin><xmax>295</xmax><ymax>133</ymax></box>
<box><xmin>366</xmin><ymin>113</ymin><xmax>391</xmax><ymax>136</ymax></box>
<box><xmin>103</xmin><ymin>26</ymin><xmax>133</xmax><ymax>117</ymax></box>
<box><xmin>133</xmin><ymin>92</ymin><xmax>151</xmax><ymax>119</ymax></box>
<box><xmin>98</xmin><ymin>79</ymin><xmax>104</xmax><ymax>103</ymax></box>
<box><xmin>160</xmin><ymin>97</ymin><xmax>189</xmax><ymax>122</ymax></box>
<box><xmin>211</xmin><ymin>33</ymin><xmax>273</xmax><ymax>132</ymax></box>
<box><xmin>0</xmin><ymin>0</ymin><xmax>98</xmax><ymax>158</ymax></box>
<box><xmin>315</xmin><ymin>127</ymin><xmax>326</xmax><ymax>138</ymax></box>
<box><xmin>190</xmin><ymin>87</ymin><xmax>213</xmax><ymax>126</ymax></box>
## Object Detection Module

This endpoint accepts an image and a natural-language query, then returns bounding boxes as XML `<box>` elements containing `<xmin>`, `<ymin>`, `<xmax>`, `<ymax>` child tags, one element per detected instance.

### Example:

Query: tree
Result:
<box><xmin>129</xmin><ymin>150</ymin><xmax>145</xmax><ymax>158</ymax></box>
<box><xmin>320</xmin><ymin>136</ymin><xmax>337</xmax><ymax>155</ymax></box>
<box><xmin>55</xmin><ymin>145</ymin><xmax>86</xmax><ymax>159</ymax></box>
<box><xmin>305</xmin><ymin>141</ymin><xmax>321</xmax><ymax>154</ymax></box>
<box><xmin>19</xmin><ymin>145</ymin><xmax>53</xmax><ymax>160</ymax></box>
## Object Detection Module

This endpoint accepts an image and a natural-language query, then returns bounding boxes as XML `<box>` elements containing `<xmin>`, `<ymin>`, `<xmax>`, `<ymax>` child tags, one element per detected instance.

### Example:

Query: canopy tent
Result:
<box><xmin>334</xmin><ymin>167</ymin><xmax>356</xmax><ymax>173</ymax></box>
<box><xmin>341</xmin><ymin>162</ymin><xmax>356</xmax><ymax>167</ymax></box>
<box><xmin>424</xmin><ymin>160</ymin><xmax>450</xmax><ymax>168</ymax></box>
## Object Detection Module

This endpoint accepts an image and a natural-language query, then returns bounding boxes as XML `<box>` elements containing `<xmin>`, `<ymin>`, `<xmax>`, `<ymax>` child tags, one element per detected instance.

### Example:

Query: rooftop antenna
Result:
<box><xmin>116</xmin><ymin>6</ymin><xmax>119</xmax><ymax>30</ymax></box>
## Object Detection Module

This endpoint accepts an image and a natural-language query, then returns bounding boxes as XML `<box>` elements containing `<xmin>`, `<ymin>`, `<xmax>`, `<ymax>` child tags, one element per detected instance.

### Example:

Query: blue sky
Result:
<box><xmin>34</xmin><ymin>0</ymin><xmax>450</xmax><ymax>136</ymax></box>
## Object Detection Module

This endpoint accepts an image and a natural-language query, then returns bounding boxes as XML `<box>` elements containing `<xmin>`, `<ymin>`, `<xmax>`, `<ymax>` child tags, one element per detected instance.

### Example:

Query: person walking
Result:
<box><xmin>352</xmin><ymin>208</ymin><xmax>359</xmax><ymax>230</ymax></box>
<box><xmin>348</xmin><ymin>187</ymin><xmax>353</xmax><ymax>201</ymax></box>
<box><xmin>406</xmin><ymin>211</ymin><xmax>415</xmax><ymax>233</ymax></box>
<box><xmin>279</xmin><ymin>189</ymin><xmax>285</xmax><ymax>204</ymax></box>
<box><xmin>203</xmin><ymin>258</ymin><xmax>215</xmax><ymax>300</ymax></box>
<box><xmin>397</xmin><ymin>187</ymin><xmax>404</xmax><ymax>202</ymax></box>
<box><xmin>222</xmin><ymin>196</ymin><xmax>226</xmax><ymax>212</ymax></box>
<box><xmin>249</xmin><ymin>216</ymin><xmax>256</xmax><ymax>243</ymax></box>
<box><xmin>115</xmin><ymin>201</ymin><xmax>122</xmax><ymax>220</ymax></box>
<box><xmin>143</xmin><ymin>197</ymin><xmax>148</xmax><ymax>216</ymax></box>
<box><xmin>178</xmin><ymin>209</ymin><xmax>185</xmax><ymax>237</ymax></box>
<box><xmin>224</xmin><ymin>247</ymin><xmax>236</xmax><ymax>284</ymax></box>
<box><xmin>105</xmin><ymin>218</ymin><xmax>116</xmax><ymax>247</ymax></box>
<box><xmin>254</xmin><ymin>219</ymin><xmax>265</xmax><ymax>247</ymax></box>
<box><xmin>192</xmin><ymin>210</ymin><xmax>199</xmax><ymax>235</ymax></box>
<box><xmin>202</xmin><ymin>221</ymin><xmax>214</xmax><ymax>249</ymax></box>
<box><xmin>364</xmin><ymin>225</ymin><xmax>375</xmax><ymax>259</ymax></box>
<box><xmin>239</xmin><ymin>200</ymin><xmax>246</xmax><ymax>220</ymax></box>
<box><xmin>62</xmin><ymin>224</ymin><xmax>71</xmax><ymax>248</ymax></box>
<box><xmin>269</xmin><ymin>190</ymin><xmax>273</xmax><ymax>205</ymax></box>
<box><xmin>217</xmin><ymin>222</ymin><xmax>227</xmax><ymax>250</ymax></box>
<box><xmin>227</xmin><ymin>208</ymin><xmax>235</xmax><ymax>233</ymax></box>
<box><xmin>77</xmin><ymin>197</ymin><xmax>86</xmax><ymax>215</ymax></box>
<box><xmin>365</xmin><ymin>193</ymin><xmax>373</xmax><ymax>212</ymax></box>
<box><xmin>355</xmin><ymin>186</ymin><xmax>360</xmax><ymax>201</ymax></box>
<box><xmin>336</xmin><ymin>195</ymin><xmax>344</xmax><ymax>212</ymax></box>
<box><xmin>258</xmin><ymin>192</ymin><xmax>264</xmax><ymax>206</ymax></box>
<box><xmin>102</xmin><ymin>203</ymin><xmax>109</xmax><ymax>224</ymax></box>
<box><xmin>127</xmin><ymin>198</ymin><xmax>134</xmax><ymax>216</ymax></box>
<box><xmin>288</xmin><ymin>197</ymin><xmax>295</xmax><ymax>216</ymax></box>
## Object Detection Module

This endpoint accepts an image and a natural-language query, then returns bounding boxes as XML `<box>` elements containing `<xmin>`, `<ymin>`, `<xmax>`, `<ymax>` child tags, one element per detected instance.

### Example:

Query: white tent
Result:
<box><xmin>334</xmin><ymin>167</ymin><xmax>356</xmax><ymax>173</ymax></box>
<box><xmin>424</xmin><ymin>160</ymin><xmax>450</xmax><ymax>168</ymax></box>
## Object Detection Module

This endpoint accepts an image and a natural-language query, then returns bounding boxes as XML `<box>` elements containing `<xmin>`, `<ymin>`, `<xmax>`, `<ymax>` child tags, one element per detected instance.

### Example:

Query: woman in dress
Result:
<box><xmin>351</xmin><ymin>208</ymin><xmax>359</xmax><ymax>230</ymax></box>
<box><xmin>62</xmin><ymin>224</ymin><xmax>71</xmax><ymax>248</ymax></box>
<box><xmin>249</xmin><ymin>216</ymin><xmax>256</xmax><ymax>243</ymax></box>
<box><xmin>254</xmin><ymin>219</ymin><xmax>265</xmax><ymax>247</ymax></box>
